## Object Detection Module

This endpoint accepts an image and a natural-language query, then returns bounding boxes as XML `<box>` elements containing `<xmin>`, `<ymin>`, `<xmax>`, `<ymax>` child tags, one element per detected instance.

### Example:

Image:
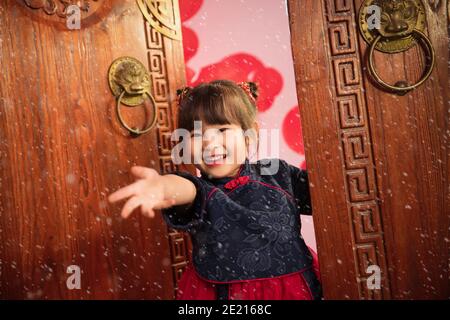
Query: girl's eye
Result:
<box><xmin>219</xmin><ymin>128</ymin><xmax>229</xmax><ymax>133</ymax></box>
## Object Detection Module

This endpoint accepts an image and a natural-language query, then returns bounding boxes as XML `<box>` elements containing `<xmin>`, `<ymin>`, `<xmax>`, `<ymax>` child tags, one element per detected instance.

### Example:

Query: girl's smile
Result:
<box><xmin>204</xmin><ymin>150</ymin><xmax>228</xmax><ymax>165</ymax></box>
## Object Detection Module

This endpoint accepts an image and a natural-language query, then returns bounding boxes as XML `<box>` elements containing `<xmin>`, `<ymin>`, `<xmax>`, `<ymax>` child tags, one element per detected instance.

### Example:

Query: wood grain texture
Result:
<box><xmin>288</xmin><ymin>0</ymin><xmax>362</xmax><ymax>299</ymax></box>
<box><xmin>0</xmin><ymin>0</ymin><xmax>187</xmax><ymax>299</ymax></box>
<box><xmin>288</xmin><ymin>0</ymin><xmax>449</xmax><ymax>299</ymax></box>
<box><xmin>354</xmin><ymin>0</ymin><xmax>449</xmax><ymax>299</ymax></box>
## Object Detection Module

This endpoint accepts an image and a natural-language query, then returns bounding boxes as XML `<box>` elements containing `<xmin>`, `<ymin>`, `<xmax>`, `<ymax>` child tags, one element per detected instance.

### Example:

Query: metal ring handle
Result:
<box><xmin>368</xmin><ymin>29</ymin><xmax>435</xmax><ymax>94</ymax></box>
<box><xmin>116</xmin><ymin>91</ymin><xmax>157</xmax><ymax>135</ymax></box>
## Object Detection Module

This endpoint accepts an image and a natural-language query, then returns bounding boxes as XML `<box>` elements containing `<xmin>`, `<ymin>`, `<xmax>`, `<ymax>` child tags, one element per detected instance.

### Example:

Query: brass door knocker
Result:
<box><xmin>358</xmin><ymin>0</ymin><xmax>435</xmax><ymax>95</ymax></box>
<box><xmin>108</xmin><ymin>56</ymin><xmax>157</xmax><ymax>136</ymax></box>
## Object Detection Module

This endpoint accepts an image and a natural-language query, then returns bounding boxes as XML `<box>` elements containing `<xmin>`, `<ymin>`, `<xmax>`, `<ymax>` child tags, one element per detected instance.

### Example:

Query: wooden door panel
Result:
<box><xmin>288</xmin><ymin>0</ymin><xmax>449</xmax><ymax>299</ymax></box>
<box><xmin>355</xmin><ymin>0</ymin><xmax>449</xmax><ymax>299</ymax></box>
<box><xmin>0</xmin><ymin>0</ymin><xmax>188</xmax><ymax>299</ymax></box>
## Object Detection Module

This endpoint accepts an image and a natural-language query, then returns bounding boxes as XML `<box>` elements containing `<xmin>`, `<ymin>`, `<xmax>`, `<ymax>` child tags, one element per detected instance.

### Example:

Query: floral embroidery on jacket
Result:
<box><xmin>162</xmin><ymin>158</ymin><xmax>314</xmax><ymax>283</ymax></box>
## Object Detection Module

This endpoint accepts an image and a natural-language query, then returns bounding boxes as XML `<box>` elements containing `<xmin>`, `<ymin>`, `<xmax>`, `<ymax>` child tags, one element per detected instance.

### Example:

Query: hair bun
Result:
<box><xmin>237</xmin><ymin>81</ymin><xmax>259</xmax><ymax>102</ymax></box>
<box><xmin>176</xmin><ymin>86</ymin><xmax>192</xmax><ymax>107</ymax></box>
<box><xmin>247</xmin><ymin>82</ymin><xmax>259</xmax><ymax>100</ymax></box>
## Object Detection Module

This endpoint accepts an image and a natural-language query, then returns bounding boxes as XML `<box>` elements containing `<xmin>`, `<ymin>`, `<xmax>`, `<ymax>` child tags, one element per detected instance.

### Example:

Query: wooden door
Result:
<box><xmin>288</xmin><ymin>0</ymin><xmax>449</xmax><ymax>299</ymax></box>
<box><xmin>0</xmin><ymin>0</ymin><xmax>190</xmax><ymax>299</ymax></box>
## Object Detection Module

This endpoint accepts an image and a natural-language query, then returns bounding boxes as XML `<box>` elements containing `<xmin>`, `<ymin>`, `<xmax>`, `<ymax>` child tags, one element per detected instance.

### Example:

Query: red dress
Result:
<box><xmin>176</xmin><ymin>247</ymin><xmax>321</xmax><ymax>300</ymax></box>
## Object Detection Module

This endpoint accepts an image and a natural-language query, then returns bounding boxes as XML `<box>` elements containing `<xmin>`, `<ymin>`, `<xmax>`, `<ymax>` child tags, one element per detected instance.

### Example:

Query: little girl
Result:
<box><xmin>108</xmin><ymin>80</ymin><xmax>322</xmax><ymax>300</ymax></box>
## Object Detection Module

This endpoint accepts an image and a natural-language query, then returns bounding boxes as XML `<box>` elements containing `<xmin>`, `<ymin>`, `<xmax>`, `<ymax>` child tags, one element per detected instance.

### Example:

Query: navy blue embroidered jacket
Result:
<box><xmin>162</xmin><ymin>158</ymin><xmax>317</xmax><ymax>287</ymax></box>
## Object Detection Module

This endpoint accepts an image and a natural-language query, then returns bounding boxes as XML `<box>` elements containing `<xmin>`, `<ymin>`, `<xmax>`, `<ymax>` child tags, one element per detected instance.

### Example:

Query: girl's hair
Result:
<box><xmin>176</xmin><ymin>80</ymin><xmax>258</xmax><ymax>133</ymax></box>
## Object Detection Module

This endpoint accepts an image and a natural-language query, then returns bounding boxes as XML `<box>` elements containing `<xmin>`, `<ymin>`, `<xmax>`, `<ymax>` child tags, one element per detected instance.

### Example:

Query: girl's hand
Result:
<box><xmin>107</xmin><ymin>166</ymin><xmax>176</xmax><ymax>219</ymax></box>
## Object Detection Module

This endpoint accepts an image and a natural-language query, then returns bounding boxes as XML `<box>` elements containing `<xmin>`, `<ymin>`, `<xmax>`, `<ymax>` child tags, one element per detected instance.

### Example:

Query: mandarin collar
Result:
<box><xmin>200</xmin><ymin>158</ymin><xmax>251</xmax><ymax>186</ymax></box>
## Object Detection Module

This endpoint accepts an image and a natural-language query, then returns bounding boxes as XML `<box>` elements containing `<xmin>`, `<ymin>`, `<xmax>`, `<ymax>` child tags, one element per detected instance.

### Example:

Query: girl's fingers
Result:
<box><xmin>139</xmin><ymin>201</ymin><xmax>155</xmax><ymax>218</ymax></box>
<box><xmin>155</xmin><ymin>198</ymin><xmax>177</xmax><ymax>209</ymax></box>
<box><xmin>141</xmin><ymin>197</ymin><xmax>176</xmax><ymax>218</ymax></box>
<box><xmin>142</xmin><ymin>199</ymin><xmax>173</xmax><ymax>217</ymax></box>
<box><xmin>108</xmin><ymin>180</ymin><xmax>142</xmax><ymax>203</ymax></box>
<box><xmin>141</xmin><ymin>203</ymin><xmax>155</xmax><ymax>218</ymax></box>
<box><xmin>121</xmin><ymin>196</ymin><xmax>142</xmax><ymax>219</ymax></box>
<box><xmin>145</xmin><ymin>209</ymin><xmax>155</xmax><ymax>218</ymax></box>
<box><xmin>108</xmin><ymin>167</ymin><xmax>158</xmax><ymax>204</ymax></box>
<box><xmin>140</xmin><ymin>202</ymin><xmax>149</xmax><ymax>216</ymax></box>
<box><xmin>131</xmin><ymin>166</ymin><xmax>158</xmax><ymax>180</ymax></box>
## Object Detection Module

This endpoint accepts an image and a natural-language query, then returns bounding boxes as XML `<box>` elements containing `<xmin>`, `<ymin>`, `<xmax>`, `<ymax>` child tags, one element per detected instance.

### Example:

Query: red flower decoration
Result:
<box><xmin>283</xmin><ymin>106</ymin><xmax>305</xmax><ymax>155</ymax></box>
<box><xmin>224</xmin><ymin>176</ymin><xmax>250</xmax><ymax>190</ymax></box>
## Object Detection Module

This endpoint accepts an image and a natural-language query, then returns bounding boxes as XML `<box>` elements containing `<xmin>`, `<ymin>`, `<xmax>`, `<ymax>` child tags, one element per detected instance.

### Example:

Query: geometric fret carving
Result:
<box><xmin>143</xmin><ymin>0</ymin><xmax>189</xmax><ymax>298</ymax></box>
<box><xmin>356</xmin><ymin>244</ymin><xmax>378</xmax><ymax>275</ymax></box>
<box><xmin>355</xmin><ymin>243</ymin><xmax>384</xmax><ymax>299</ymax></box>
<box><xmin>333</xmin><ymin>58</ymin><xmax>361</xmax><ymax>95</ymax></box>
<box><xmin>159</xmin><ymin>157</ymin><xmax>177</xmax><ymax>174</ymax></box>
<box><xmin>342</xmin><ymin>129</ymin><xmax>370</xmax><ymax>168</ymax></box>
<box><xmin>137</xmin><ymin>0</ymin><xmax>182</xmax><ymax>41</ymax></box>
<box><xmin>358</xmin><ymin>278</ymin><xmax>383</xmax><ymax>299</ymax></box>
<box><xmin>148</xmin><ymin>50</ymin><xmax>169</xmax><ymax>101</ymax></box>
<box><xmin>326</xmin><ymin>0</ymin><xmax>352</xmax><ymax>15</ymax></box>
<box><xmin>347</xmin><ymin>168</ymin><xmax>376</xmax><ymax>202</ymax></box>
<box><xmin>351</xmin><ymin>203</ymin><xmax>382</xmax><ymax>241</ymax></box>
<box><xmin>328</xmin><ymin>18</ymin><xmax>356</xmax><ymax>54</ymax></box>
<box><xmin>169</xmin><ymin>231</ymin><xmax>189</xmax><ymax>262</ymax></box>
<box><xmin>337</xmin><ymin>94</ymin><xmax>365</xmax><ymax>128</ymax></box>
<box><xmin>324</xmin><ymin>0</ymin><xmax>391</xmax><ymax>299</ymax></box>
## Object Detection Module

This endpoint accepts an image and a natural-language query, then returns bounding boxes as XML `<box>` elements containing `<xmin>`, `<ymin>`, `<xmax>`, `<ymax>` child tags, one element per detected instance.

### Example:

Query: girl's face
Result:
<box><xmin>189</xmin><ymin>122</ymin><xmax>248</xmax><ymax>178</ymax></box>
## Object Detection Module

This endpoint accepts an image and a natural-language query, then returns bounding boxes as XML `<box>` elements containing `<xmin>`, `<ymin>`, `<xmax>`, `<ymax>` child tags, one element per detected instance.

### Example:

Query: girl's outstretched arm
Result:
<box><xmin>107</xmin><ymin>166</ymin><xmax>196</xmax><ymax>219</ymax></box>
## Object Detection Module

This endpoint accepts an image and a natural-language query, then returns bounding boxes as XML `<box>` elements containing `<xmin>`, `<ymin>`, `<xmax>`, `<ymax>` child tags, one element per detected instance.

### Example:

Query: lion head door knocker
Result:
<box><xmin>108</xmin><ymin>57</ymin><xmax>157</xmax><ymax>136</ymax></box>
<box><xmin>358</xmin><ymin>0</ymin><xmax>435</xmax><ymax>95</ymax></box>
